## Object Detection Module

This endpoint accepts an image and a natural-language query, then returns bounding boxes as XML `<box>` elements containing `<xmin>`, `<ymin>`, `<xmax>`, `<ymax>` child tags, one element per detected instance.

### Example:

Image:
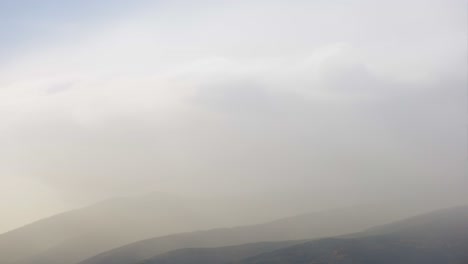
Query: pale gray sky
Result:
<box><xmin>0</xmin><ymin>0</ymin><xmax>467</xmax><ymax>232</ymax></box>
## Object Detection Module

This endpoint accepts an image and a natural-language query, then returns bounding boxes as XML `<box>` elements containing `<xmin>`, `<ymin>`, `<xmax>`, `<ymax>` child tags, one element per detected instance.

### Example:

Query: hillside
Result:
<box><xmin>79</xmin><ymin>205</ymin><xmax>415</xmax><ymax>264</ymax></box>
<box><xmin>238</xmin><ymin>205</ymin><xmax>468</xmax><ymax>264</ymax></box>
<box><xmin>135</xmin><ymin>205</ymin><xmax>468</xmax><ymax>264</ymax></box>
<box><xmin>138</xmin><ymin>241</ymin><xmax>302</xmax><ymax>264</ymax></box>
<box><xmin>0</xmin><ymin>193</ymin><xmax>309</xmax><ymax>264</ymax></box>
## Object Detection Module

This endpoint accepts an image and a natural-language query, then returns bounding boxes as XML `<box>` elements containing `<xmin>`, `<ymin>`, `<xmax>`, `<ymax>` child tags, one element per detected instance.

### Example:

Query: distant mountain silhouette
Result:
<box><xmin>238</xmin><ymin>205</ymin><xmax>468</xmax><ymax>264</ymax></box>
<box><xmin>80</xmin><ymin>205</ymin><xmax>416</xmax><ymax>264</ymax></box>
<box><xmin>0</xmin><ymin>192</ymin><xmax>318</xmax><ymax>264</ymax></box>
<box><xmin>137</xmin><ymin>241</ymin><xmax>302</xmax><ymax>264</ymax></box>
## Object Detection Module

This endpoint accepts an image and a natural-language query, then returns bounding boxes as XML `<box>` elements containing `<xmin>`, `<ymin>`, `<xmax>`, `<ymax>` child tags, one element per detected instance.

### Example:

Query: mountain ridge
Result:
<box><xmin>134</xmin><ymin>204</ymin><xmax>468</xmax><ymax>264</ymax></box>
<box><xmin>237</xmin><ymin>204</ymin><xmax>468</xmax><ymax>264</ymax></box>
<box><xmin>79</xmin><ymin>205</ymin><xmax>420</xmax><ymax>264</ymax></box>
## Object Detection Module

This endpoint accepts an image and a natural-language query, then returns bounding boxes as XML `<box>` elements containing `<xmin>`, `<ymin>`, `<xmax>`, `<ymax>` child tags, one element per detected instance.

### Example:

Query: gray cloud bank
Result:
<box><xmin>0</xmin><ymin>0</ymin><xmax>466</xmax><ymax>231</ymax></box>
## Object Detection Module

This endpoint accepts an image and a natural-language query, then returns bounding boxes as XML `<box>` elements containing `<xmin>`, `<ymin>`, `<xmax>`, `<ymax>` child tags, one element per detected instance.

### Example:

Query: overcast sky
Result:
<box><xmin>0</xmin><ymin>0</ymin><xmax>467</xmax><ymax>233</ymax></box>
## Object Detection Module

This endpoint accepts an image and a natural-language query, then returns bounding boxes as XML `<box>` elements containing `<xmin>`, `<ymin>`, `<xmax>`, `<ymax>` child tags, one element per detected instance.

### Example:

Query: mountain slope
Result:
<box><xmin>0</xmin><ymin>193</ymin><xmax>309</xmax><ymax>264</ymax></box>
<box><xmin>80</xmin><ymin>205</ymin><xmax>416</xmax><ymax>264</ymax></box>
<box><xmin>138</xmin><ymin>241</ymin><xmax>302</xmax><ymax>264</ymax></box>
<box><xmin>238</xmin><ymin>205</ymin><xmax>468</xmax><ymax>264</ymax></box>
<box><xmin>239</xmin><ymin>236</ymin><xmax>463</xmax><ymax>264</ymax></box>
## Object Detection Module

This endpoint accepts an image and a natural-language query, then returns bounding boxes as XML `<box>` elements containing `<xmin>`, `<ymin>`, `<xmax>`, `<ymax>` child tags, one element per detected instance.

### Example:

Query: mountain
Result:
<box><xmin>137</xmin><ymin>241</ymin><xmax>302</xmax><ymax>264</ymax></box>
<box><xmin>238</xmin><ymin>205</ymin><xmax>468</xmax><ymax>264</ymax></box>
<box><xmin>0</xmin><ymin>192</ymin><xmax>314</xmax><ymax>264</ymax></box>
<box><xmin>361</xmin><ymin>204</ymin><xmax>468</xmax><ymax>240</ymax></box>
<box><xmin>79</xmin><ymin>205</ymin><xmax>416</xmax><ymax>264</ymax></box>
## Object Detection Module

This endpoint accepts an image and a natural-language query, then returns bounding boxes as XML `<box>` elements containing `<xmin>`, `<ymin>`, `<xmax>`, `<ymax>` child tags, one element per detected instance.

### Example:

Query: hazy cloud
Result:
<box><xmin>0</xmin><ymin>0</ymin><xmax>466</xmax><ymax>232</ymax></box>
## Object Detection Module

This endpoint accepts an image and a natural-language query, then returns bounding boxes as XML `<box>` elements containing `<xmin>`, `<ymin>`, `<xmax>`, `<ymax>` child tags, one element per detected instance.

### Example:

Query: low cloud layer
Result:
<box><xmin>0</xmin><ymin>0</ymin><xmax>466</xmax><ymax>232</ymax></box>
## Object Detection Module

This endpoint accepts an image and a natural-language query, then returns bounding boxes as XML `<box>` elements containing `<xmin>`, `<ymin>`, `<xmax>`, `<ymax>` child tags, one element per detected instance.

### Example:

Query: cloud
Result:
<box><xmin>0</xmin><ymin>0</ymin><xmax>466</xmax><ymax>230</ymax></box>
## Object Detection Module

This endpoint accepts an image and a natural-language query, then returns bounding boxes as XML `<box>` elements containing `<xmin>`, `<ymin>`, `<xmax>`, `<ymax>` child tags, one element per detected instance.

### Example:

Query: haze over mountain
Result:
<box><xmin>79</xmin><ymin>203</ymin><xmax>431</xmax><ymax>264</ymax></box>
<box><xmin>0</xmin><ymin>192</ymin><xmax>323</xmax><ymax>264</ymax></box>
<box><xmin>0</xmin><ymin>0</ymin><xmax>466</xmax><ymax>264</ymax></box>
<box><xmin>238</xmin><ymin>205</ymin><xmax>468</xmax><ymax>264</ymax></box>
<box><xmin>0</xmin><ymin>190</ymin><xmax>434</xmax><ymax>264</ymax></box>
<box><xmin>117</xmin><ymin>205</ymin><xmax>468</xmax><ymax>264</ymax></box>
<box><xmin>0</xmin><ymin>0</ymin><xmax>466</xmax><ymax>235</ymax></box>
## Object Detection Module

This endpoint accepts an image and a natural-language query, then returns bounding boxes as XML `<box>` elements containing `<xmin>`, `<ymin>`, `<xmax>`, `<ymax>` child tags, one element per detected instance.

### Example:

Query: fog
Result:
<box><xmin>0</xmin><ymin>0</ymin><xmax>467</xmax><ymax>233</ymax></box>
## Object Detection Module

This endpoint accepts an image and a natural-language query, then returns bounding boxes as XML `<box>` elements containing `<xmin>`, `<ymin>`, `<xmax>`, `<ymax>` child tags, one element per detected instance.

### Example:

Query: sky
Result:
<box><xmin>0</xmin><ymin>0</ymin><xmax>467</xmax><ymax>233</ymax></box>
